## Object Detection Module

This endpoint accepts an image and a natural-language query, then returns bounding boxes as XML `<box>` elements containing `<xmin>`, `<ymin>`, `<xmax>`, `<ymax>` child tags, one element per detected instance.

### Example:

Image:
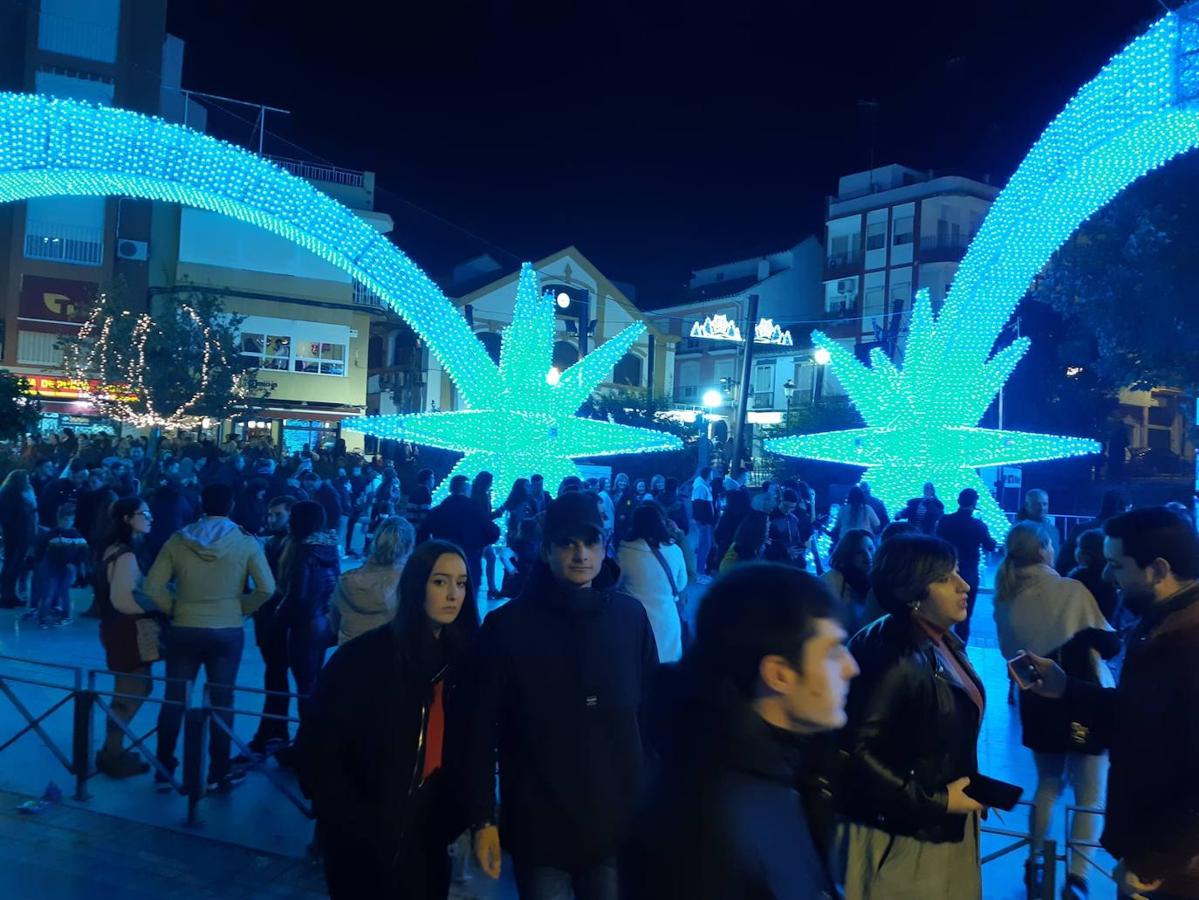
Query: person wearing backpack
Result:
<box><xmin>618</xmin><ymin>501</ymin><xmax>689</xmax><ymax>663</ymax></box>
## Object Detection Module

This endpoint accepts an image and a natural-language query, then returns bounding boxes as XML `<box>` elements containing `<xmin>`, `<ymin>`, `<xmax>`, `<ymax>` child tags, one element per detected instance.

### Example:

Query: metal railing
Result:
<box><xmin>0</xmin><ymin>654</ymin><xmax>312</xmax><ymax>829</ymax></box>
<box><xmin>352</xmin><ymin>279</ymin><xmax>384</xmax><ymax>307</ymax></box>
<box><xmin>268</xmin><ymin>156</ymin><xmax>366</xmax><ymax>188</ymax></box>
<box><xmin>24</xmin><ymin>221</ymin><xmax>104</xmax><ymax>266</ymax></box>
<box><xmin>1065</xmin><ymin>805</ymin><xmax>1115</xmax><ymax>885</ymax></box>
<box><xmin>980</xmin><ymin>800</ymin><xmax>1057</xmax><ymax>899</ymax></box>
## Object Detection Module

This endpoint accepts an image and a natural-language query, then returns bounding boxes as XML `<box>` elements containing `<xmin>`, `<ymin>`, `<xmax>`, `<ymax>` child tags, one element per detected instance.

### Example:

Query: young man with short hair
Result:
<box><xmin>467</xmin><ymin>493</ymin><xmax>658</xmax><ymax>899</ymax></box>
<box><xmin>624</xmin><ymin>563</ymin><xmax>857</xmax><ymax>899</ymax></box>
<box><xmin>1024</xmin><ymin>507</ymin><xmax>1199</xmax><ymax>899</ymax></box>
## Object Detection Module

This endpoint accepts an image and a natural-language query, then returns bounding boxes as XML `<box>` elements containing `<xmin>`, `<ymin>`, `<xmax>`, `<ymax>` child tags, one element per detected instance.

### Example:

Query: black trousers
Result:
<box><xmin>251</xmin><ymin>614</ymin><xmax>291</xmax><ymax>745</ymax></box>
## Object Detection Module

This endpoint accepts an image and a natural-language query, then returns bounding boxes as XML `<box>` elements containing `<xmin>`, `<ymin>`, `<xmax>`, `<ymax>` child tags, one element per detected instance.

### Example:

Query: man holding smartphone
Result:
<box><xmin>1019</xmin><ymin>506</ymin><xmax>1199</xmax><ymax>900</ymax></box>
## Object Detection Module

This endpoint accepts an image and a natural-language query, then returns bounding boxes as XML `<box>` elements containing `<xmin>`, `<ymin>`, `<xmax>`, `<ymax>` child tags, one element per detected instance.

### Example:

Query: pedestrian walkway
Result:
<box><xmin>0</xmin><ymin>581</ymin><xmax>1115</xmax><ymax>899</ymax></box>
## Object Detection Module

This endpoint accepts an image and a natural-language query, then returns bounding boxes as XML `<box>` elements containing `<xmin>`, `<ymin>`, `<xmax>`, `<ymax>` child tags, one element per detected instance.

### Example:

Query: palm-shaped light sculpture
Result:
<box><xmin>767</xmin><ymin>8</ymin><xmax>1199</xmax><ymax>537</ymax></box>
<box><xmin>349</xmin><ymin>264</ymin><xmax>681</xmax><ymax>498</ymax></box>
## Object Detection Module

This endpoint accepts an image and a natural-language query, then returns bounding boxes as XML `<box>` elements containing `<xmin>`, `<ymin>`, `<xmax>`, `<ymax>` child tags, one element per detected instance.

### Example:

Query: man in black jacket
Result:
<box><xmin>1025</xmin><ymin>507</ymin><xmax>1199</xmax><ymax>900</ymax></box>
<box><xmin>419</xmin><ymin>475</ymin><xmax>500</xmax><ymax>592</ymax></box>
<box><xmin>467</xmin><ymin>492</ymin><xmax>658</xmax><ymax>899</ymax></box>
<box><xmin>623</xmin><ymin>563</ymin><xmax>857</xmax><ymax>900</ymax></box>
<box><xmin>935</xmin><ymin>488</ymin><xmax>997</xmax><ymax>644</ymax></box>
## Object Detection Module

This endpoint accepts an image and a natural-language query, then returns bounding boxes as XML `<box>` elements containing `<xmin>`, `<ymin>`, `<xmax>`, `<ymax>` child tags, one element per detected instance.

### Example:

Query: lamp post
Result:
<box><xmin>811</xmin><ymin>347</ymin><xmax>831</xmax><ymax>406</ymax></box>
<box><xmin>730</xmin><ymin>293</ymin><xmax>760</xmax><ymax>474</ymax></box>
<box><xmin>699</xmin><ymin>388</ymin><xmax>722</xmax><ymax>469</ymax></box>
<box><xmin>783</xmin><ymin>378</ymin><xmax>796</xmax><ymax>430</ymax></box>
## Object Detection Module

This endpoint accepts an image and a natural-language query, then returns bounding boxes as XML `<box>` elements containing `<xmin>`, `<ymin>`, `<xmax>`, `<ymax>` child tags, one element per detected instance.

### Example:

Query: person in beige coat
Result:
<box><xmin>331</xmin><ymin>516</ymin><xmax>415</xmax><ymax>644</ymax></box>
<box><xmin>145</xmin><ymin>483</ymin><xmax>275</xmax><ymax>792</ymax></box>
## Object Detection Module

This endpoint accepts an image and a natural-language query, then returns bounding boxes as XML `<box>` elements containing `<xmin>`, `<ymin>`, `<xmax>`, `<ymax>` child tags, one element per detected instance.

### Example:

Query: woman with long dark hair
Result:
<box><xmin>823</xmin><ymin>529</ymin><xmax>878</xmax><ymax>633</ymax></box>
<box><xmin>618</xmin><ymin>501</ymin><xmax>689</xmax><ymax>662</ymax></box>
<box><xmin>719</xmin><ymin>510</ymin><xmax>769</xmax><ymax>573</ymax></box>
<box><xmin>95</xmin><ymin>496</ymin><xmax>158</xmax><ymax>777</ymax></box>
<box><xmin>298</xmin><ymin>540</ymin><xmax>479</xmax><ymax>898</ymax></box>
<box><xmin>0</xmin><ymin>469</ymin><xmax>36</xmax><ymax>608</ymax></box>
<box><xmin>276</xmin><ymin>500</ymin><xmax>340</xmax><ymax>728</ymax></box>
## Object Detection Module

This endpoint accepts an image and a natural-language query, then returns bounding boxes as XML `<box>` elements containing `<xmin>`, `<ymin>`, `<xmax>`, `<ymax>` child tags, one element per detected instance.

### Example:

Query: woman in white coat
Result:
<box><xmin>618</xmin><ymin>501</ymin><xmax>688</xmax><ymax>663</ymax></box>
<box><xmin>993</xmin><ymin>521</ymin><xmax>1119</xmax><ymax>900</ymax></box>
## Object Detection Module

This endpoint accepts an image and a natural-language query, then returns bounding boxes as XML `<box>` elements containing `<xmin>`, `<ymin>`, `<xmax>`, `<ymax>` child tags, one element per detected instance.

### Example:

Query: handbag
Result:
<box><xmin>649</xmin><ymin>543</ymin><xmax>691</xmax><ymax>649</ymax></box>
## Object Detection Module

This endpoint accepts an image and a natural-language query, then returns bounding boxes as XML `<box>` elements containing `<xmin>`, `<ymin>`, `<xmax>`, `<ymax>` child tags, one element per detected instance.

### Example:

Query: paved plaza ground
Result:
<box><xmin>0</xmin><ymin>574</ymin><xmax>1118</xmax><ymax>899</ymax></box>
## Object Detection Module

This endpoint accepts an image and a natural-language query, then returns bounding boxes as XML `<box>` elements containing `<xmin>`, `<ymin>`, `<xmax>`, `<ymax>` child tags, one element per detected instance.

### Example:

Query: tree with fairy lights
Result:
<box><xmin>0</xmin><ymin>370</ymin><xmax>41</xmax><ymax>439</ymax></box>
<box><xmin>59</xmin><ymin>278</ymin><xmax>268</xmax><ymax>431</ymax></box>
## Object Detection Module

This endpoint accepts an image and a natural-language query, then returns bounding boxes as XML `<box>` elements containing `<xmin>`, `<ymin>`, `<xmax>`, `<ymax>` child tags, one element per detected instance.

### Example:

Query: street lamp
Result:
<box><xmin>546</xmin><ymin>366</ymin><xmax>561</xmax><ymax>386</ymax></box>
<box><xmin>783</xmin><ymin>378</ymin><xmax>796</xmax><ymax>429</ymax></box>
<box><xmin>555</xmin><ymin>291</ymin><xmax>571</xmax><ymax>309</ymax></box>
<box><xmin>811</xmin><ymin>349</ymin><xmax>830</xmax><ymax>405</ymax></box>
<box><xmin>701</xmin><ymin>388</ymin><xmax>723</xmax><ymax>410</ymax></box>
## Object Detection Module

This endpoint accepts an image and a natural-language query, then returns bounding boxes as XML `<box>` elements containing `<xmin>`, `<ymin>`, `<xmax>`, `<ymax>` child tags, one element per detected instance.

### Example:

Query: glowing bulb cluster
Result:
<box><xmin>345</xmin><ymin>264</ymin><xmax>682</xmax><ymax>500</ymax></box>
<box><xmin>766</xmin><ymin>9</ymin><xmax>1199</xmax><ymax>537</ymax></box>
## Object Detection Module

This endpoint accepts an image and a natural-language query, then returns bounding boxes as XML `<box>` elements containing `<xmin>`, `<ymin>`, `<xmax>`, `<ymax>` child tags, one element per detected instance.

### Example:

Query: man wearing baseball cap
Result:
<box><xmin>466</xmin><ymin>491</ymin><xmax>659</xmax><ymax>898</ymax></box>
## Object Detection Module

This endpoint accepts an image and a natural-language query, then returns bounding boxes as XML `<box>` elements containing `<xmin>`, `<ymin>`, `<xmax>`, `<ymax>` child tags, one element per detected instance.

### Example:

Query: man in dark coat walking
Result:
<box><xmin>935</xmin><ymin>488</ymin><xmax>997</xmax><ymax>644</ymax></box>
<box><xmin>419</xmin><ymin>475</ymin><xmax>500</xmax><ymax>592</ymax></box>
<box><xmin>466</xmin><ymin>493</ymin><xmax>658</xmax><ymax>899</ymax></box>
<box><xmin>1024</xmin><ymin>507</ymin><xmax>1199</xmax><ymax>900</ymax></box>
<box><xmin>623</xmin><ymin>563</ymin><xmax>857</xmax><ymax>900</ymax></box>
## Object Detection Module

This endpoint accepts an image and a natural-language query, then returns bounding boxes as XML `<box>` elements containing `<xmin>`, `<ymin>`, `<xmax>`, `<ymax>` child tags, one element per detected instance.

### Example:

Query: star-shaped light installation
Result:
<box><xmin>345</xmin><ymin>264</ymin><xmax>682</xmax><ymax>499</ymax></box>
<box><xmin>766</xmin><ymin>8</ymin><xmax>1199</xmax><ymax>538</ymax></box>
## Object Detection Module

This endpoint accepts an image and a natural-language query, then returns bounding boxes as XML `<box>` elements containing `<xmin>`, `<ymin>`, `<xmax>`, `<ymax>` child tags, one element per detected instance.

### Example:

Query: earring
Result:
<box><xmin>908</xmin><ymin>599</ymin><xmax>921</xmax><ymax>611</ymax></box>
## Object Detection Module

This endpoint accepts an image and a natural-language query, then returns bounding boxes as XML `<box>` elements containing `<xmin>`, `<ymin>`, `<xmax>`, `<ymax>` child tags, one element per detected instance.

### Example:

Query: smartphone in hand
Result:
<box><xmin>1007</xmin><ymin>652</ymin><xmax>1042</xmax><ymax>689</ymax></box>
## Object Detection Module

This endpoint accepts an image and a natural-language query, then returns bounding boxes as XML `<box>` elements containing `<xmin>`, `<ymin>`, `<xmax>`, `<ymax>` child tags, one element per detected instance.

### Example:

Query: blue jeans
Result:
<box><xmin>514</xmin><ymin>858</ymin><xmax>618</xmax><ymax>900</ymax></box>
<box><xmin>32</xmin><ymin>562</ymin><xmax>74</xmax><ymax>622</ymax></box>
<box><xmin>156</xmin><ymin>626</ymin><xmax>244</xmax><ymax>782</ymax></box>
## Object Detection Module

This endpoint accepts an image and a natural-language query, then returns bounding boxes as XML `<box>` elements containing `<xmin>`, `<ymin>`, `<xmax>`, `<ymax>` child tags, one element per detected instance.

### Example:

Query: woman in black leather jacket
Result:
<box><xmin>277</xmin><ymin>500</ymin><xmax>340</xmax><ymax>725</ymax></box>
<box><xmin>838</xmin><ymin>533</ymin><xmax>987</xmax><ymax>900</ymax></box>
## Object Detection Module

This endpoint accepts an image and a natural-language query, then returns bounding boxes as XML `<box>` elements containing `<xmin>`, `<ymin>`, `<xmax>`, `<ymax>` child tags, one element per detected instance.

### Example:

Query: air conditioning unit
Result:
<box><xmin>117</xmin><ymin>239</ymin><xmax>148</xmax><ymax>261</ymax></box>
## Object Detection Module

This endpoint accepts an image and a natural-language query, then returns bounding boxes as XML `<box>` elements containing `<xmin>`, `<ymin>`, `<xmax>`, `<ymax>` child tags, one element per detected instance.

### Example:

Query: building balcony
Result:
<box><xmin>352</xmin><ymin>280</ymin><xmax>385</xmax><ymax>308</ymax></box>
<box><xmin>24</xmin><ymin>221</ymin><xmax>104</xmax><ymax>266</ymax></box>
<box><xmin>917</xmin><ymin>235</ymin><xmax>973</xmax><ymax>264</ymax></box>
<box><xmin>824</xmin><ymin>252</ymin><xmax>862</xmax><ymax>279</ymax></box>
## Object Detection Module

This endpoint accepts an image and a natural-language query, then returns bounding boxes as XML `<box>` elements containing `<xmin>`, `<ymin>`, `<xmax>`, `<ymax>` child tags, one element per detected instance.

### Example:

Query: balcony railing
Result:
<box><xmin>269</xmin><ymin>156</ymin><xmax>366</xmax><ymax>188</ymax></box>
<box><xmin>352</xmin><ymin>280</ymin><xmax>384</xmax><ymax>308</ymax></box>
<box><xmin>24</xmin><ymin>221</ymin><xmax>104</xmax><ymax>266</ymax></box>
<box><xmin>825</xmin><ymin>252</ymin><xmax>861</xmax><ymax>277</ymax></box>
<box><xmin>37</xmin><ymin>10</ymin><xmax>118</xmax><ymax>63</ymax></box>
<box><xmin>917</xmin><ymin>234</ymin><xmax>974</xmax><ymax>263</ymax></box>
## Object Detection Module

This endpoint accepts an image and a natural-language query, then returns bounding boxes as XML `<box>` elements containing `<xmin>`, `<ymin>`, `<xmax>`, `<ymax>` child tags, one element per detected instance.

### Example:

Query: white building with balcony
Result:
<box><xmin>822</xmin><ymin>164</ymin><xmax>999</xmax><ymax>358</ymax></box>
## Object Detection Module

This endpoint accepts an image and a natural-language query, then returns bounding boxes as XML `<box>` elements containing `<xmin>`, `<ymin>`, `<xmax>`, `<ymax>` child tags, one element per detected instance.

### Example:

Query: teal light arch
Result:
<box><xmin>0</xmin><ymin>92</ymin><xmax>680</xmax><ymax>488</ymax></box>
<box><xmin>0</xmin><ymin>91</ymin><xmax>500</xmax><ymax>403</ymax></box>
<box><xmin>766</xmin><ymin>7</ymin><xmax>1199</xmax><ymax>537</ymax></box>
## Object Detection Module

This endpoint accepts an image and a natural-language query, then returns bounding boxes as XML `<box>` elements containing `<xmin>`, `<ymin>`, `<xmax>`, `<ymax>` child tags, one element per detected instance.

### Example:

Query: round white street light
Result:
<box><xmin>555</xmin><ymin>292</ymin><xmax>571</xmax><ymax>309</ymax></box>
<box><xmin>813</xmin><ymin>347</ymin><xmax>832</xmax><ymax>366</ymax></box>
<box><xmin>702</xmin><ymin>388</ymin><xmax>723</xmax><ymax>409</ymax></box>
<box><xmin>546</xmin><ymin>366</ymin><xmax>562</xmax><ymax>386</ymax></box>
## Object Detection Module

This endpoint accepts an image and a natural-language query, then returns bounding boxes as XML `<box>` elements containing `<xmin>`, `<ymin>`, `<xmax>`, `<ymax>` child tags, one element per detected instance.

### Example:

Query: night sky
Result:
<box><xmin>165</xmin><ymin>0</ymin><xmax>1160</xmax><ymax>304</ymax></box>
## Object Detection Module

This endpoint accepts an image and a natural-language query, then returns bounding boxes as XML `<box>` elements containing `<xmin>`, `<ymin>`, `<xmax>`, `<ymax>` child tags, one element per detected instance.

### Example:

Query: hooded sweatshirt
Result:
<box><xmin>331</xmin><ymin>563</ymin><xmax>402</xmax><ymax>645</ymax></box>
<box><xmin>145</xmin><ymin>516</ymin><xmax>275</xmax><ymax>629</ymax></box>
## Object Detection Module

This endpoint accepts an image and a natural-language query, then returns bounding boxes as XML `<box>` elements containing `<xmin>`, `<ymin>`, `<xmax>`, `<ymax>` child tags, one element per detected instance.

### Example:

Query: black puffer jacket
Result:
<box><xmin>840</xmin><ymin>613</ymin><xmax>984</xmax><ymax>843</ymax></box>
<box><xmin>279</xmin><ymin>532</ymin><xmax>340</xmax><ymax>626</ymax></box>
<box><xmin>464</xmin><ymin>559</ymin><xmax>658</xmax><ymax>868</ymax></box>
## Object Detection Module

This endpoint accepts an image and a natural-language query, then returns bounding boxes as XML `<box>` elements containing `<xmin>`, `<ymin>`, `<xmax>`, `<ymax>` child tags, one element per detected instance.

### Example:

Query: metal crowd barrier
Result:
<box><xmin>0</xmin><ymin>653</ymin><xmax>313</xmax><ymax>829</ymax></box>
<box><xmin>979</xmin><ymin>799</ymin><xmax>1057</xmax><ymax>900</ymax></box>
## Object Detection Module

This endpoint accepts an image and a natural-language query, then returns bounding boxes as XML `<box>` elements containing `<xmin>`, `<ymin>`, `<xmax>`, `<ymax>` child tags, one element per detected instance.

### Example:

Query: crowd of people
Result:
<box><xmin>0</xmin><ymin>428</ymin><xmax>1195</xmax><ymax>900</ymax></box>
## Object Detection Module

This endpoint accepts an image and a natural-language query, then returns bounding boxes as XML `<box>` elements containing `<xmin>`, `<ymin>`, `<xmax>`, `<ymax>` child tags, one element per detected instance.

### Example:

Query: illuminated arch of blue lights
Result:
<box><xmin>766</xmin><ymin>7</ymin><xmax>1199</xmax><ymax>537</ymax></box>
<box><xmin>0</xmin><ymin>92</ymin><xmax>680</xmax><ymax>493</ymax></box>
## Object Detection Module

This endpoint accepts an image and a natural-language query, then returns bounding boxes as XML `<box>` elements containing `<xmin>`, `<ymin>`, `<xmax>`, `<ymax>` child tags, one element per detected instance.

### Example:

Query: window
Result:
<box><xmin>38</xmin><ymin>0</ymin><xmax>120</xmax><ymax>63</ymax></box>
<box><xmin>754</xmin><ymin>365</ymin><xmax>773</xmax><ymax>393</ymax></box>
<box><xmin>866</xmin><ymin>221</ymin><xmax>886</xmax><ymax>251</ymax></box>
<box><xmin>893</xmin><ymin>215</ymin><xmax>914</xmax><ymax>245</ymax></box>
<box><xmin>936</xmin><ymin>219</ymin><xmax>961</xmax><ymax>247</ymax></box>
<box><xmin>24</xmin><ymin>196</ymin><xmax>106</xmax><ymax>266</ymax></box>
<box><xmin>1148</xmin><ymin>405</ymin><xmax>1175</xmax><ymax>427</ymax></box>
<box><xmin>241</xmin><ymin>333</ymin><xmax>292</xmax><ymax>371</ymax></box>
<box><xmin>294</xmin><ymin>341</ymin><xmax>346</xmax><ymax>376</ymax></box>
